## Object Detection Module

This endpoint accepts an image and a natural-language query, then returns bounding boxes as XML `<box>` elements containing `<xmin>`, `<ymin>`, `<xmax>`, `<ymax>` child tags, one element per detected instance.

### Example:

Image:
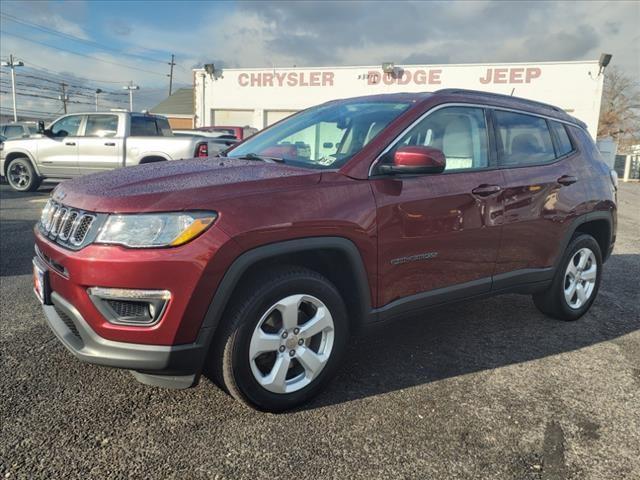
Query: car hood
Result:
<box><xmin>54</xmin><ymin>158</ymin><xmax>322</xmax><ymax>213</ymax></box>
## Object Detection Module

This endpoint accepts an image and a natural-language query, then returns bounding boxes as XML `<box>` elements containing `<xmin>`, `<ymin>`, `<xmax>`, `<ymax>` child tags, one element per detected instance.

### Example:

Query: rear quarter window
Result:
<box><xmin>549</xmin><ymin>121</ymin><xmax>574</xmax><ymax>157</ymax></box>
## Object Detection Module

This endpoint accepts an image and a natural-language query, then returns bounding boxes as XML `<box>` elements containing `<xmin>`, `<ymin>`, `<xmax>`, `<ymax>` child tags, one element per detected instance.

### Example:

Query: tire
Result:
<box><xmin>210</xmin><ymin>265</ymin><xmax>349</xmax><ymax>412</ymax></box>
<box><xmin>533</xmin><ymin>234</ymin><xmax>602</xmax><ymax>321</ymax></box>
<box><xmin>6</xmin><ymin>157</ymin><xmax>41</xmax><ymax>192</ymax></box>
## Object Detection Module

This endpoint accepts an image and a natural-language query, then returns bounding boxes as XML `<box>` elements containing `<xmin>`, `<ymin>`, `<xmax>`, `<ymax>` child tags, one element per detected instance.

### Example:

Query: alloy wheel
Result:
<box><xmin>249</xmin><ymin>294</ymin><xmax>335</xmax><ymax>394</ymax></box>
<box><xmin>563</xmin><ymin>247</ymin><xmax>597</xmax><ymax>309</ymax></box>
<box><xmin>8</xmin><ymin>162</ymin><xmax>30</xmax><ymax>189</ymax></box>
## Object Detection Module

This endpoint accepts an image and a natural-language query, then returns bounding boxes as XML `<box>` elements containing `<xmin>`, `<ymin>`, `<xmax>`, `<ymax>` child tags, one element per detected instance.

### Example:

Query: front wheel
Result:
<box><xmin>210</xmin><ymin>266</ymin><xmax>349</xmax><ymax>412</ymax></box>
<box><xmin>533</xmin><ymin>234</ymin><xmax>602</xmax><ymax>321</ymax></box>
<box><xmin>6</xmin><ymin>157</ymin><xmax>41</xmax><ymax>192</ymax></box>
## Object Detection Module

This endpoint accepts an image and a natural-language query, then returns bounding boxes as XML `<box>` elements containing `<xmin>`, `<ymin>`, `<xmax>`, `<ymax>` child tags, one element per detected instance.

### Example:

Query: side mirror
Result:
<box><xmin>378</xmin><ymin>146</ymin><xmax>446</xmax><ymax>175</ymax></box>
<box><xmin>37</xmin><ymin>121</ymin><xmax>45</xmax><ymax>133</ymax></box>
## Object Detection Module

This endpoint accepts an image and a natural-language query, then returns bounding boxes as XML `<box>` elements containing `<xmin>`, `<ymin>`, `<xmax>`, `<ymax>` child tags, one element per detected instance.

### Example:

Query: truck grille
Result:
<box><xmin>40</xmin><ymin>200</ymin><xmax>99</xmax><ymax>249</ymax></box>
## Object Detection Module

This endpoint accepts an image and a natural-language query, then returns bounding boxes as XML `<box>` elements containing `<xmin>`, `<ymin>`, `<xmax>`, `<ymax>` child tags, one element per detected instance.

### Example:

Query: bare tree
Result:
<box><xmin>598</xmin><ymin>67</ymin><xmax>640</xmax><ymax>153</ymax></box>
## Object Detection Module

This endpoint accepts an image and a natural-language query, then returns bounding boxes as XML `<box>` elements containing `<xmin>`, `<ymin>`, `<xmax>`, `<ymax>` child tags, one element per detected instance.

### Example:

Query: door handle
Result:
<box><xmin>64</xmin><ymin>141</ymin><xmax>76</xmax><ymax>146</ymax></box>
<box><xmin>104</xmin><ymin>142</ymin><xmax>116</xmax><ymax>146</ymax></box>
<box><xmin>472</xmin><ymin>184</ymin><xmax>502</xmax><ymax>196</ymax></box>
<box><xmin>557</xmin><ymin>175</ymin><xmax>577</xmax><ymax>186</ymax></box>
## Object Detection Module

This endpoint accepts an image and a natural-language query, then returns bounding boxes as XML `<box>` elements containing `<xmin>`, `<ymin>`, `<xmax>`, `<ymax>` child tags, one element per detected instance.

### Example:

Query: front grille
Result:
<box><xmin>54</xmin><ymin>306</ymin><xmax>81</xmax><ymax>339</ymax></box>
<box><xmin>39</xmin><ymin>200</ymin><xmax>98</xmax><ymax>249</ymax></box>
<box><xmin>106</xmin><ymin>299</ymin><xmax>149</xmax><ymax>318</ymax></box>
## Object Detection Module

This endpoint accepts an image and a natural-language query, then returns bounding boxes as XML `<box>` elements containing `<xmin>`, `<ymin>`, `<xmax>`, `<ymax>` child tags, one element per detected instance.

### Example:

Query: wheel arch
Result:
<box><xmin>559</xmin><ymin>212</ymin><xmax>614</xmax><ymax>266</ymax></box>
<box><xmin>3</xmin><ymin>150</ymin><xmax>41</xmax><ymax>177</ymax></box>
<box><xmin>139</xmin><ymin>154</ymin><xmax>169</xmax><ymax>164</ymax></box>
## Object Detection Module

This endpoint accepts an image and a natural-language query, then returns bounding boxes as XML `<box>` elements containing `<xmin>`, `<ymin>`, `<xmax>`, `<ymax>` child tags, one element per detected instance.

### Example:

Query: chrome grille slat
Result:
<box><xmin>39</xmin><ymin>200</ymin><xmax>97</xmax><ymax>248</ymax></box>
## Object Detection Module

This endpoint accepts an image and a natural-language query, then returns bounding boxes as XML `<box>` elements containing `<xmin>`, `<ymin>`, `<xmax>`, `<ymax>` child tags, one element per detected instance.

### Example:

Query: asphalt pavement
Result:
<box><xmin>1</xmin><ymin>182</ymin><xmax>638</xmax><ymax>479</ymax></box>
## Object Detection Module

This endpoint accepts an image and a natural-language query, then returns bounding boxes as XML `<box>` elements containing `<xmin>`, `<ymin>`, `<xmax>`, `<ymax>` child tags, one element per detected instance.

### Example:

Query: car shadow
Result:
<box><xmin>299</xmin><ymin>253</ymin><xmax>638</xmax><ymax>410</ymax></box>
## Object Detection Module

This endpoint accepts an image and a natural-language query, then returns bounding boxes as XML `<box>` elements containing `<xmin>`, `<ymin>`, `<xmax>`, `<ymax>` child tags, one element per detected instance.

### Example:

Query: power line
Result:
<box><xmin>0</xmin><ymin>12</ymin><xmax>169</xmax><ymax>65</ymax></box>
<box><xmin>0</xmin><ymin>30</ymin><xmax>167</xmax><ymax>77</ymax></box>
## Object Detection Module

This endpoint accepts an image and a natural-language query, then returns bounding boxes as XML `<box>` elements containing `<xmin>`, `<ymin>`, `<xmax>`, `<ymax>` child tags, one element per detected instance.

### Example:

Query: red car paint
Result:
<box><xmin>34</xmin><ymin>89</ymin><xmax>616</xmax><ymax>373</ymax></box>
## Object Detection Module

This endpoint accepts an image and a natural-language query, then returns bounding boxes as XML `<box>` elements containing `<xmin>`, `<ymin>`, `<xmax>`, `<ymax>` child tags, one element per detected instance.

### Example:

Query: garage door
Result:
<box><xmin>264</xmin><ymin>110</ymin><xmax>298</xmax><ymax>127</ymax></box>
<box><xmin>211</xmin><ymin>109</ymin><xmax>254</xmax><ymax>127</ymax></box>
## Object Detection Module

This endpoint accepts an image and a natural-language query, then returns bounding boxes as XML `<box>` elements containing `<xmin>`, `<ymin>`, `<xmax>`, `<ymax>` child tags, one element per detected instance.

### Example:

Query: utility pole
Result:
<box><xmin>0</xmin><ymin>54</ymin><xmax>25</xmax><ymax>121</ymax></box>
<box><xmin>95</xmin><ymin>88</ymin><xmax>102</xmax><ymax>111</ymax></box>
<box><xmin>123</xmin><ymin>82</ymin><xmax>139</xmax><ymax>111</ymax></box>
<box><xmin>168</xmin><ymin>54</ymin><xmax>176</xmax><ymax>96</ymax></box>
<box><xmin>59</xmin><ymin>83</ymin><xmax>68</xmax><ymax>114</ymax></box>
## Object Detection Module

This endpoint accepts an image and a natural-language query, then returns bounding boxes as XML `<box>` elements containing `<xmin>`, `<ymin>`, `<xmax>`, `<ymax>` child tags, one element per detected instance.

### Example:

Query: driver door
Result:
<box><xmin>37</xmin><ymin>114</ymin><xmax>84</xmax><ymax>178</ymax></box>
<box><xmin>372</xmin><ymin>106</ymin><xmax>505</xmax><ymax>309</ymax></box>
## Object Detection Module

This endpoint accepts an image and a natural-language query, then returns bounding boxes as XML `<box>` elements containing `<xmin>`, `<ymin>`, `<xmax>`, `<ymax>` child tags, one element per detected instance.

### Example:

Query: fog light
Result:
<box><xmin>87</xmin><ymin>287</ymin><xmax>171</xmax><ymax>326</ymax></box>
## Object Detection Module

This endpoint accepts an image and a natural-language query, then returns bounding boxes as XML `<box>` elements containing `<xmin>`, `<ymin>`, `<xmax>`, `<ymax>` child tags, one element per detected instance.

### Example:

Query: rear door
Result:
<box><xmin>36</xmin><ymin>115</ymin><xmax>83</xmax><ymax>177</ymax></box>
<box><xmin>491</xmin><ymin>109</ymin><xmax>585</xmax><ymax>284</ymax></box>
<box><xmin>77</xmin><ymin>114</ymin><xmax>123</xmax><ymax>174</ymax></box>
<box><xmin>372</xmin><ymin>105</ymin><xmax>505</xmax><ymax>308</ymax></box>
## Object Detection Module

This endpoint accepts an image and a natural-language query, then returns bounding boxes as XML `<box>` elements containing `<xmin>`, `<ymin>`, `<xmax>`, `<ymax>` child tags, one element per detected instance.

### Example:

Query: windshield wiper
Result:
<box><xmin>236</xmin><ymin>152</ymin><xmax>285</xmax><ymax>163</ymax></box>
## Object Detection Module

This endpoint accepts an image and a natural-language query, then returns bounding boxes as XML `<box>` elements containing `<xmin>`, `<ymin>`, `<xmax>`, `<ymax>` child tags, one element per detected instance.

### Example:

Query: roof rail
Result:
<box><xmin>434</xmin><ymin>88</ymin><xmax>564</xmax><ymax>113</ymax></box>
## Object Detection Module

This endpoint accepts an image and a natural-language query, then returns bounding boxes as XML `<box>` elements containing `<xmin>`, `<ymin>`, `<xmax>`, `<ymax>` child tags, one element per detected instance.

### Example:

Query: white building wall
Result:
<box><xmin>194</xmin><ymin>61</ymin><xmax>604</xmax><ymax>138</ymax></box>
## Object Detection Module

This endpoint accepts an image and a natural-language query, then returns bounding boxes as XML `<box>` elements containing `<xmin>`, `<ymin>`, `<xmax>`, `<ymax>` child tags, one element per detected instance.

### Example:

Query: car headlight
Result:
<box><xmin>96</xmin><ymin>211</ymin><xmax>217</xmax><ymax>248</ymax></box>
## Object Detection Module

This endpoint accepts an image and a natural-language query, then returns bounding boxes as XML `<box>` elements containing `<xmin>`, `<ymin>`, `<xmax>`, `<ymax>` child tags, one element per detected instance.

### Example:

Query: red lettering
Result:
<box><xmin>526</xmin><ymin>67</ymin><xmax>541</xmax><ymax>83</ymax></box>
<box><xmin>250</xmin><ymin>73</ymin><xmax>261</xmax><ymax>87</ymax></box>
<box><xmin>414</xmin><ymin>70</ymin><xmax>427</xmax><ymax>85</ymax></box>
<box><xmin>309</xmin><ymin>72</ymin><xmax>321</xmax><ymax>86</ymax></box>
<box><xmin>367</xmin><ymin>71</ymin><xmax>380</xmax><ymax>85</ymax></box>
<box><xmin>299</xmin><ymin>72</ymin><xmax>309</xmax><ymax>87</ymax></box>
<box><xmin>275</xmin><ymin>72</ymin><xmax>287</xmax><ymax>86</ymax></box>
<box><xmin>429</xmin><ymin>69</ymin><xmax>442</xmax><ymax>84</ymax></box>
<box><xmin>479</xmin><ymin>68</ymin><xmax>492</xmax><ymax>84</ymax></box>
<box><xmin>509</xmin><ymin>68</ymin><xmax>524</xmax><ymax>83</ymax></box>
<box><xmin>263</xmin><ymin>73</ymin><xmax>274</xmax><ymax>87</ymax></box>
<box><xmin>322</xmin><ymin>71</ymin><xmax>334</xmax><ymax>86</ymax></box>
<box><xmin>287</xmin><ymin>72</ymin><xmax>297</xmax><ymax>86</ymax></box>
<box><xmin>398</xmin><ymin>70</ymin><xmax>411</xmax><ymax>85</ymax></box>
<box><xmin>383</xmin><ymin>72</ymin><xmax>394</xmax><ymax>85</ymax></box>
<box><xmin>238</xmin><ymin>73</ymin><xmax>249</xmax><ymax>87</ymax></box>
<box><xmin>494</xmin><ymin>68</ymin><xmax>508</xmax><ymax>84</ymax></box>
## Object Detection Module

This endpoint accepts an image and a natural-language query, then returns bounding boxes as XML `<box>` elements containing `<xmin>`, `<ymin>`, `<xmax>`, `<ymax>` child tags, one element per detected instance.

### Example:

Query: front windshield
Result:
<box><xmin>226</xmin><ymin>101</ymin><xmax>411</xmax><ymax>169</ymax></box>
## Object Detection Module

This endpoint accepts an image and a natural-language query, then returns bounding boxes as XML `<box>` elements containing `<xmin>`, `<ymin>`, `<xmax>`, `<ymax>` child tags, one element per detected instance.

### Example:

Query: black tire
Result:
<box><xmin>6</xmin><ymin>157</ymin><xmax>41</xmax><ymax>192</ymax></box>
<box><xmin>209</xmin><ymin>265</ymin><xmax>349</xmax><ymax>412</ymax></box>
<box><xmin>533</xmin><ymin>234</ymin><xmax>602</xmax><ymax>321</ymax></box>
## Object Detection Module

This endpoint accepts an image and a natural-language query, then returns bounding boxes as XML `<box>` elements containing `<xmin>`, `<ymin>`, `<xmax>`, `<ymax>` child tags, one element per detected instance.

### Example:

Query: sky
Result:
<box><xmin>1</xmin><ymin>0</ymin><xmax>638</xmax><ymax>119</ymax></box>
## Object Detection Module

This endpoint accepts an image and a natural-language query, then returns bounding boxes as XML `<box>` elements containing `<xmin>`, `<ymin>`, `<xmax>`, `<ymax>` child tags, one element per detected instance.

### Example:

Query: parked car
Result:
<box><xmin>196</xmin><ymin>125</ymin><xmax>258</xmax><ymax>140</ymax></box>
<box><xmin>33</xmin><ymin>89</ymin><xmax>617</xmax><ymax>412</ymax></box>
<box><xmin>173</xmin><ymin>129</ymin><xmax>238</xmax><ymax>153</ymax></box>
<box><xmin>0</xmin><ymin>112</ymin><xmax>216</xmax><ymax>191</ymax></box>
<box><xmin>1</xmin><ymin>121</ymin><xmax>39</xmax><ymax>140</ymax></box>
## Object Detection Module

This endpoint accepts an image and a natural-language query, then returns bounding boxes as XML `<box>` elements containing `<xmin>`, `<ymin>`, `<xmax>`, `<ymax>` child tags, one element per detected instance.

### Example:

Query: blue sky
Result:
<box><xmin>1</xmin><ymin>0</ymin><xmax>638</xmax><ymax>118</ymax></box>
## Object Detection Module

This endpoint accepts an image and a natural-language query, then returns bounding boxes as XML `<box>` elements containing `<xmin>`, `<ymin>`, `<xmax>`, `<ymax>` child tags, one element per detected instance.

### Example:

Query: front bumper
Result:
<box><xmin>44</xmin><ymin>290</ymin><xmax>208</xmax><ymax>388</ymax></box>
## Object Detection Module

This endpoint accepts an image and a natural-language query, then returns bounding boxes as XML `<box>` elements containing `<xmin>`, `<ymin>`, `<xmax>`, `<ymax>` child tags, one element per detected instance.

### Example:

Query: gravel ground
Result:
<box><xmin>1</xmin><ymin>182</ymin><xmax>638</xmax><ymax>480</ymax></box>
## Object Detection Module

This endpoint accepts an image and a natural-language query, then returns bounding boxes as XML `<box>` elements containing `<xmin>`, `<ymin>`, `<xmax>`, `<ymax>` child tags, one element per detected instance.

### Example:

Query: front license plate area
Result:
<box><xmin>33</xmin><ymin>259</ymin><xmax>51</xmax><ymax>305</ymax></box>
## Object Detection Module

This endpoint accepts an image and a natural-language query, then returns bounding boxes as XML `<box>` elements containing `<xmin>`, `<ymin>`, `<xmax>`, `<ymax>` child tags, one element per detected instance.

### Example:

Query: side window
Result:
<box><xmin>4</xmin><ymin>125</ymin><xmax>25</xmax><ymax>139</ymax></box>
<box><xmin>50</xmin><ymin>115</ymin><xmax>83</xmax><ymax>137</ymax></box>
<box><xmin>155</xmin><ymin>117</ymin><xmax>172</xmax><ymax>136</ymax></box>
<box><xmin>84</xmin><ymin>115</ymin><xmax>118</xmax><ymax>137</ymax></box>
<box><xmin>494</xmin><ymin>111</ymin><xmax>555</xmax><ymax>166</ymax></box>
<box><xmin>390</xmin><ymin>106</ymin><xmax>489</xmax><ymax>171</ymax></box>
<box><xmin>130</xmin><ymin>116</ymin><xmax>159</xmax><ymax>136</ymax></box>
<box><xmin>549</xmin><ymin>121</ymin><xmax>573</xmax><ymax>157</ymax></box>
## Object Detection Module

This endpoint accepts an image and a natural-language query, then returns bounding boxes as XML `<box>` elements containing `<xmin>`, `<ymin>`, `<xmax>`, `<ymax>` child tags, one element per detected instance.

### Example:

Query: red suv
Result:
<box><xmin>33</xmin><ymin>89</ymin><xmax>617</xmax><ymax>411</ymax></box>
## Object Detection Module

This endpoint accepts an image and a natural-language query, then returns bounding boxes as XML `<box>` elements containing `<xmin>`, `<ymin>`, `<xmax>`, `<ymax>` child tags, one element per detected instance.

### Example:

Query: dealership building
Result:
<box><xmin>192</xmin><ymin>60</ymin><xmax>605</xmax><ymax>138</ymax></box>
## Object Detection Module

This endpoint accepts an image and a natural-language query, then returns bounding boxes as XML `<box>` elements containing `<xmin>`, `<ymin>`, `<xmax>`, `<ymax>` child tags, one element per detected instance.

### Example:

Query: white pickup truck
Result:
<box><xmin>0</xmin><ymin>111</ymin><xmax>222</xmax><ymax>191</ymax></box>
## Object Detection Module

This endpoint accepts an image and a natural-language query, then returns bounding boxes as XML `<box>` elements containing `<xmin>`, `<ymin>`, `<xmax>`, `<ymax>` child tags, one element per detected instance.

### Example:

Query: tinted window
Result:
<box><xmin>51</xmin><ymin>115</ymin><xmax>83</xmax><ymax>137</ymax></box>
<box><xmin>155</xmin><ymin>117</ymin><xmax>172</xmax><ymax>136</ymax></box>
<box><xmin>4</xmin><ymin>125</ymin><xmax>25</xmax><ymax>139</ymax></box>
<box><xmin>494</xmin><ymin>111</ymin><xmax>555</xmax><ymax>166</ymax></box>
<box><xmin>85</xmin><ymin>115</ymin><xmax>118</xmax><ymax>137</ymax></box>
<box><xmin>550</xmin><ymin>121</ymin><xmax>573</xmax><ymax>157</ymax></box>
<box><xmin>389</xmin><ymin>106</ymin><xmax>489</xmax><ymax>171</ymax></box>
<box><xmin>130</xmin><ymin>116</ymin><xmax>159</xmax><ymax>136</ymax></box>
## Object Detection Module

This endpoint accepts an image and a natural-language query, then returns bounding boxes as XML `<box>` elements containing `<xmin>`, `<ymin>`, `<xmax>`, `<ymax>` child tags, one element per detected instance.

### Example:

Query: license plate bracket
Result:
<box><xmin>33</xmin><ymin>259</ymin><xmax>51</xmax><ymax>305</ymax></box>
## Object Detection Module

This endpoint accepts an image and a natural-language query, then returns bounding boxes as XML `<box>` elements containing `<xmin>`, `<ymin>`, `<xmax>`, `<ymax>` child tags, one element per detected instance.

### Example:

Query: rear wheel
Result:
<box><xmin>210</xmin><ymin>266</ymin><xmax>349</xmax><ymax>412</ymax></box>
<box><xmin>533</xmin><ymin>234</ymin><xmax>602</xmax><ymax>321</ymax></box>
<box><xmin>6</xmin><ymin>157</ymin><xmax>41</xmax><ymax>192</ymax></box>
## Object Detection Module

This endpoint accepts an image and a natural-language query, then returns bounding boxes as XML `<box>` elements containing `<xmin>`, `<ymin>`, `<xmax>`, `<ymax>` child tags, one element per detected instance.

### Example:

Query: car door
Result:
<box><xmin>372</xmin><ymin>105</ymin><xmax>505</xmax><ymax>310</ymax></box>
<box><xmin>77</xmin><ymin>114</ymin><xmax>123</xmax><ymax>174</ymax></box>
<box><xmin>491</xmin><ymin>110</ymin><xmax>586</xmax><ymax>284</ymax></box>
<box><xmin>36</xmin><ymin>114</ymin><xmax>83</xmax><ymax>177</ymax></box>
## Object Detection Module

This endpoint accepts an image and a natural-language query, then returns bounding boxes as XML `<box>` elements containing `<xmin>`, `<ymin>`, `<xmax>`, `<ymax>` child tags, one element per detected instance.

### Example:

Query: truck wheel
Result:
<box><xmin>533</xmin><ymin>234</ymin><xmax>602</xmax><ymax>321</ymax></box>
<box><xmin>210</xmin><ymin>266</ymin><xmax>349</xmax><ymax>412</ymax></box>
<box><xmin>6</xmin><ymin>157</ymin><xmax>41</xmax><ymax>192</ymax></box>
